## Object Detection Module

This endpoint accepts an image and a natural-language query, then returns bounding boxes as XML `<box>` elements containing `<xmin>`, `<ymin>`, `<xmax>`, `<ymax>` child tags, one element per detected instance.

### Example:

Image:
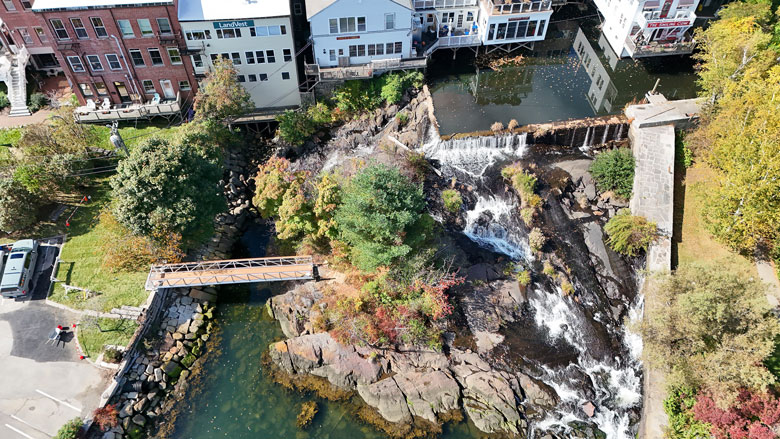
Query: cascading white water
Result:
<box><xmin>615</xmin><ymin>124</ymin><xmax>624</xmax><ymax>141</ymax></box>
<box><xmin>580</xmin><ymin>126</ymin><xmax>593</xmax><ymax>152</ymax></box>
<box><xmin>601</xmin><ymin>125</ymin><xmax>610</xmax><ymax>145</ymax></box>
<box><xmin>529</xmin><ymin>289</ymin><xmax>642</xmax><ymax>439</ymax></box>
<box><xmin>423</xmin><ymin>132</ymin><xmax>529</xmax><ymax>178</ymax></box>
<box><xmin>463</xmin><ymin>196</ymin><xmax>533</xmax><ymax>261</ymax></box>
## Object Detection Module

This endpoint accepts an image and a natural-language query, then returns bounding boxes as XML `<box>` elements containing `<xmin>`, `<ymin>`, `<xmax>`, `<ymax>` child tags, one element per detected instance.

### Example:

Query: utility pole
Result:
<box><xmin>109</xmin><ymin>121</ymin><xmax>129</xmax><ymax>156</ymax></box>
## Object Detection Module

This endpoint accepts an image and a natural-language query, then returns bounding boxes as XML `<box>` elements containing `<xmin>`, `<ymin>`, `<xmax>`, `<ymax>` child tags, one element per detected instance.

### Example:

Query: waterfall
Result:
<box><xmin>580</xmin><ymin>127</ymin><xmax>593</xmax><ymax>152</ymax></box>
<box><xmin>529</xmin><ymin>288</ymin><xmax>642</xmax><ymax>439</ymax></box>
<box><xmin>422</xmin><ymin>132</ymin><xmax>528</xmax><ymax>177</ymax></box>
<box><xmin>463</xmin><ymin>196</ymin><xmax>532</xmax><ymax>261</ymax></box>
<box><xmin>615</xmin><ymin>124</ymin><xmax>624</xmax><ymax>141</ymax></box>
<box><xmin>601</xmin><ymin>125</ymin><xmax>610</xmax><ymax>145</ymax></box>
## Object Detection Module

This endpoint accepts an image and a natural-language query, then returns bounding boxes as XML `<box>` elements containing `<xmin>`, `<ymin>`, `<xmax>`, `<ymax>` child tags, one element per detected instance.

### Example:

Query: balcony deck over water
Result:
<box><xmin>74</xmin><ymin>92</ymin><xmax>182</xmax><ymax>123</ymax></box>
<box><xmin>483</xmin><ymin>0</ymin><xmax>553</xmax><ymax>14</ymax></box>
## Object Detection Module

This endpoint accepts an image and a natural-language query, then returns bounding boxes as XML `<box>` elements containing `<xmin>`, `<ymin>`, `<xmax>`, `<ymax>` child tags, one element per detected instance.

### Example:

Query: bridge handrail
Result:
<box><xmin>149</xmin><ymin>256</ymin><xmax>314</xmax><ymax>273</ymax></box>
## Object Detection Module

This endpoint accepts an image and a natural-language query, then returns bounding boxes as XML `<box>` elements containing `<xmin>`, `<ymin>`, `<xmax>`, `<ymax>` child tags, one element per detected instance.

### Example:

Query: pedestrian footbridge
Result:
<box><xmin>145</xmin><ymin>256</ymin><xmax>315</xmax><ymax>291</ymax></box>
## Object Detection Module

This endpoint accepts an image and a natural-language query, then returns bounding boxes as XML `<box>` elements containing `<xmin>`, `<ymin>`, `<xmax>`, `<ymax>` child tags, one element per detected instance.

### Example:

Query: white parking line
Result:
<box><xmin>35</xmin><ymin>390</ymin><xmax>81</xmax><ymax>413</ymax></box>
<box><xmin>5</xmin><ymin>423</ymin><xmax>34</xmax><ymax>439</ymax></box>
<box><xmin>10</xmin><ymin>415</ymin><xmax>49</xmax><ymax>437</ymax></box>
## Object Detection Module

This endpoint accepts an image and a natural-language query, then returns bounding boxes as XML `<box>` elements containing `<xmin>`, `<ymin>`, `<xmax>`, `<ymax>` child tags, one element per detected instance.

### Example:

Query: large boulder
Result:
<box><xmin>516</xmin><ymin>372</ymin><xmax>559</xmax><ymax>410</ymax></box>
<box><xmin>269</xmin><ymin>282</ymin><xmax>323</xmax><ymax>338</ymax></box>
<box><xmin>394</xmin><ymin>371</ymin><xmax>460</xmax><ymax>423</ymax></box>
<box><xmin>357</xmin><ymin>378</ymin><xmax>412</xmax><ymax>424</ymax></box>
<box><xmin>460</xmin><ymin>371</ymin><xmax>526</xmax><ymax>435</ymax></box>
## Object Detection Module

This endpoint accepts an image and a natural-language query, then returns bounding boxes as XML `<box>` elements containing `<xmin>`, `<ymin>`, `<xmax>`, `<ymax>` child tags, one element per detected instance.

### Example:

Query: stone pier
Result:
<box><xmin>626</xmin><ymin>93</ymin><xmax>702</xmax><ymax>439</ymax></box>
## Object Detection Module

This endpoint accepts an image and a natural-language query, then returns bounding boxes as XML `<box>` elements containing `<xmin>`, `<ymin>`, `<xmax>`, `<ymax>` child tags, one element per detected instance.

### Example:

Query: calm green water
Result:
<box><xmin>428</xmin><ymin>7</ymin><xmax>699</xmax><ymax>134</ymax></box>
<box><xmin>169</xmin><ymin>226</ymin><xmax>482</xmax><ymax>439</ymax></box>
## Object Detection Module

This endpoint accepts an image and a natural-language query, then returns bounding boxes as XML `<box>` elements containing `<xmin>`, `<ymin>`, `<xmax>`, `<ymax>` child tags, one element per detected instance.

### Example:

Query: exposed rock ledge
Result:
<box><xmin>268</xmin><ymin>289</ymin><xmax>559</xmax><ymax>437</ymax></box>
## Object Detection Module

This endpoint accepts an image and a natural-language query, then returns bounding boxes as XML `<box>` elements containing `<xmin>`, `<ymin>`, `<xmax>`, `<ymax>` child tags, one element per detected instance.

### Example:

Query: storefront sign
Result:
<box><xmin>647</xmin><ymin>20</ymin><xmax>691</xmax><ymax>28</ymax></box>
<box><xmin>508</xmin><ymin>16</ymin><xmax>530</xmax><ymax>21</ymax></box>
<box><xmin>336</xmin><ymin>35</ymin><xmax>360</xmax><ymax>40</ymax></box>
<box><xmin>213</xmin><ymin>20</ymin><xmax>254</xmax><ymax>29</ymax></box>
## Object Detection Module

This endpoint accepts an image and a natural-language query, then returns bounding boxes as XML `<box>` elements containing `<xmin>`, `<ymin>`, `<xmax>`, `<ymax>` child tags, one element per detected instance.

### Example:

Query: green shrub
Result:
<box><xmin>55</xmin><ymin>418</ymin><xmax>83</xmax><ymax>439</ymax></box>
<box><xmin>501</xmin><ymin>164</ymin><xmax>537</xmax><ymax>202</ymax></box>
<box><xmin>542</xmin><ymin>261</ymin><xmax>555</xmax><ymax>277</ymax></box>
<box><xmin>663</xmin><ymin>387</ymin><xmax>711</xmax><ymax>439</ymax></box>
<box><xmin>307</xmin><ymin>102</ymin><xmax>332</xmax><ymax>125</ymax></box>
<box><xmin>0</xmin><ymin>176</ymin><xmax>39</xmax><ymax>233</ymax></box>
<box><xmin>676</xmin><ymin>135</ymin><xmax>694</xmax><ymax>169</ymax></box>
<box><xmin>441</xmin><ymin>189</ymin><xmax>463</xmax><ymax>213</ymax></box>
<box><xmin>102</xmin><ymin>347</ymin><xmax>123</xmax><ymax>363</ymax></box>
<box><xmin>380</xmin><ymin>71</ymin><xmax>424</xmax><ymax>104</ymax></box>
<box><xmin>0</xmin><ymin>91</ymin><xmax>9</xmax><ymax>109</ymax></box>
<box><xmin>396</xmin><ymin>111</ymin><xmax>409</xmax><ymax>126</ymax></box>
<box><xmin>589</xmin><ymin>148</ymin><xmax>635</xmax><ymax>199</ymax></box>
<box><xmin>520</xmin><ymin>207</ymin><xmax>535</xmax><ymax>226</ymax></box>
<box><xmin>276</xmin><ymin>109</ymin><xmax>315</xmax><ymax>146</ymax></box>
<box><xmin>528</xmin><ymin>228</ymin><xmax>546</xmax><ymax>252</ymax></box>
<box><xmin>406</xmin><ymin>151</ymin><xmax>429</xmax><ymax>181</ymax></box>
<box><xmin>335</xmin><ymin>164</ymin><xmax>429</xmax><ymax>272</ymax></box>
<box><xmin>334</xmin><ymin>71</ymin><xmax>423</xmax><ymax>114</ymax></box>
<box><xmin>560</xmin><ymin>280</ymin><xmax>574</xmax><ymax>295</ymax></box>
<box><xmin>604</xmin><ymin>209</ymin><xmax>657</xmax><ymax>256</ymax></box>
<box><xmin>515</xmin><ymin>269</ymin><xmax>531</xmax><ymax>286</ymax></box>
<box><xmin>27</xmin><ymin>92</ymin><xmax>48</xmax><ymax>112</ymax></box>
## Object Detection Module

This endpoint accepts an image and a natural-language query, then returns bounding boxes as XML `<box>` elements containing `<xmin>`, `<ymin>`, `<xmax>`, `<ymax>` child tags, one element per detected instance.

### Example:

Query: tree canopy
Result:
<box><xmin>110</xmin><ymin>136</ymin><xmax>224</xmax><ymax>240</ymax></box>
<box><xmin>0</xmin><ymin>176</ymin><xmax>38</xmax><ymax>233</ymax></box>
<box><xmin>194</xmin><ymin>56</ymin><xmax>253</xmax><ymax>123</ymax></box>
<box><xmin>639</xmin><ymin>265</ymin><xmax>780</xmax><ymax>406</ymax></box>
<box><xmin>335</xmin><ymin>164</ymin><xmax>430</xmax><ymax>272</ymax></box>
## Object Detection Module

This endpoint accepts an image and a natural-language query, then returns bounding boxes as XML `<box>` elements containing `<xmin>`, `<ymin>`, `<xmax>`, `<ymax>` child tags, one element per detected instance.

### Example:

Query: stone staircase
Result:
<box><xmin>110</xmin><ymin>305</ymin><xmax>144</xmax><ymax>320</ymax></box>
<box><xmin>8</xmin><ymin>62</ymin><xmax>30</xmax><ymax>117</ymax></box>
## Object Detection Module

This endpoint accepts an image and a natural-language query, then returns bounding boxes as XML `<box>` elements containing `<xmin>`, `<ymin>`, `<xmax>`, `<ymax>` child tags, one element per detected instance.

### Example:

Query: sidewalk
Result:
<box><xmin>0</xmin><ymin>109</ymin><xmax>52</xmax><ymax>129</ymax></box>
<box><xmin>756</xmin><ymin>261</ymin><xmax>780</xmax><ymax>308</ymax></box>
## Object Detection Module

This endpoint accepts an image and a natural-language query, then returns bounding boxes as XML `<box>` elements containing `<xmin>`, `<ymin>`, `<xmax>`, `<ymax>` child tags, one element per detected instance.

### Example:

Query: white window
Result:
<box><xmin>86</xmin><ymin>54</ymin><xmax>103</xmax><ymax>71</ymax></box>
<box><xmin>245</xmin><ymin>51</ymin><xmax>255</xmax><ymax>64</ymax></box>
<box><xmin>70</xmin><ymin>18</ymin><xmax>89</xmax><ymax>39</ymax></box>
<box><xmin>186</xmin><ymin>30</ymin><xmax>209</xmax><ymax>40</ymax></box>
<box><xmin>268</xmin><ymin>26</ymin><xmax>281</xmax><ymax>36</ymax></box>
<box><xmin>230</xmin><ymin>52</ymin><xmax>241</xmax><ymax>65</ymax></box>
<box><xmin>3</xmin><ymin>1</ymin><xmax>16</xmax><ymax>11</ymax></box>
<box><xmin>191</xmin><ymin>54</ymin><xmax>203</xmax><ymax>68</ymax></box>
<box><xmin>167</xmin><ymin>47</ymin><xmax>182</xmax><ymax>65</ymax></box>
<box><xmin>90</xmin><ymin>17</ymin><xmax>108</xmax><ymax>38</ymax></box>
<box><xmin>142</xmin><ymin>79</ymin><xmax>156</xmax><ymax>94</ymax></box>
<box><xmin>329</xmin><ymin>19</ymin><xmax>338</xmax><ymax>34</ymax></box>
<box><xmin>34</xmin><ymin>27</ymin><xmax>47</xmax><ymax>43</ymax></box>
<box><xmin>329</xmin><ymin>49</ymin><xmax>336</xmax><ymax>61</ymax></box>
<box><xmin>385</xmin><ymin>13</ymin><xmax>395</xmax><ymax>30</ymax></box>
<box><xmin>51</xmin><ymin>19</ymin><xmax>69</xmax><ymax>40</ymax></box>
<box><xmin>237</xmin><ymin>75</ymin><xmax>245</xmax><ymax>82</ymax></box>
<box><xmin>248</xmin><ymin>74</ymin><xmax>257</xmax><ymax>82</ymax></box>
<box><xmin>148</xmin><ymin>48</ymin><xmax>164</xmax><ymax>66</ymax></box>
<box><xmin>467</xmin><ymin>12</ymin><xmax>474</xmax><ymax>21</ymax></box>
<box><xmin>138</xmin><ymin>19</ymin><xmax>154</xmax><ymax>37</ymax></box>
<box><xmin>79</xmin><ymin>83</ymin><xmax>93</xmax><ymax>97</ymax></box>
<box><xmin>129</xmin><ymin>49</ymin><xmax>145</xmax><ymax>66</ymax></box>
<box><xmin>156</xmin><ymin>18</ymin><xmax>172</xmax><ymax>35</ymax></box>
<box><xmin>255</xmin><ymin>50</ymin><xmax>265</xmax><ymax>63</ymax></box>
<box><xmin>216</xmin><ymin>28</ymin><xmax>241</xmax><ymax>38</ymax></box>
<box><xmin>282</xmin><ymin>72</ymin><xmax>290</xmax><ymax>80</ymax></box>
<box><xmin>259</xmin><ymin>73</ymin><xmax>268</xmax><ymax>81</ymax></box>
<box><xmin>283</xmin><ymin>48</ymin><xmax>292</xmax><ymax>62</ymax></box>
<box><xmin>178</xmin><ymin>80</ymin><xmax>191</xmax><ymax>91</ymax></box>
<box><xmin>17</xmin><ymin>28</ymin><xmax>33</xmax><ymax>45</ymax></box>
<box><xmin>266</xmin><ymin>50</ymin><xmax>275</xmax><ymax>63</ymax></box>
<box><xmin>105</xmin><ymin>53</ymin><xmax>122</xmax><ymax>70</ymax></box>
<box><xmin>117</xmin><ymin>19</ymin><xmax>134</xmax><ymax>38</ymax></box>
<box><xmin>67</xmin><ymin>55</ymin><xmax>85</xmax><ymax>72</ymax></box>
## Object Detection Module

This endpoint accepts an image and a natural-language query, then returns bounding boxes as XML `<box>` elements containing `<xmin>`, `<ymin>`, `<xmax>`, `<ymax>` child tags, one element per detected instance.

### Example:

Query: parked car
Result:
<box><xmin>0</xmin><ymin>245</ymin><xmax>9</xmax><ymax>286</ymax></box>
<box><xmin>0</xmin><ymin>239</ymin><xmax>39</xmax><ymax>299</ymax></box>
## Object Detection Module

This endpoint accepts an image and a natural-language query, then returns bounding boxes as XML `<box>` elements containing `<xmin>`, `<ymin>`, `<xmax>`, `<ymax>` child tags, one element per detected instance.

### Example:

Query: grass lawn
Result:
<box><xmin>77</xmin><ymin>317</ymin><xmax>138</xmax><ymax>361</ymax></box>
<box><xmin>673</xmin><ymin>163</ymin><xmax>758</xmax><ymax>278</ymax></box>
<box><xmin>49</xmin><ymin>180</ymin><xmax>149</xmax><ymax>312</ymax></box>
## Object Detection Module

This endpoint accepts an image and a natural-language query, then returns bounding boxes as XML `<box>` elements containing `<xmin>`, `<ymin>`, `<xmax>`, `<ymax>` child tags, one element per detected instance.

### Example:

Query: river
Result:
<box><xmin>428</xmin><ymin>6</ymin><xmax>698</xmax><ymax>134</ymax></box>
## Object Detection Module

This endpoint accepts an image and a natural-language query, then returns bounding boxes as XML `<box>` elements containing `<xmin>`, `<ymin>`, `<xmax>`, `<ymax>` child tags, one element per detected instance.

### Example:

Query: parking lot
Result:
<box><xmin>0</xmin><ymin>239</ymin><xmax>111</xmax><ymax>438</ymax></box>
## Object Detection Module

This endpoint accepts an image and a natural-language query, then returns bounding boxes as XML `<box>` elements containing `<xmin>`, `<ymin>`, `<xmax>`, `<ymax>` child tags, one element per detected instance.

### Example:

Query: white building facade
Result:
<box><xmin>478</xmin><ymin>0</ymin><xmax>552</xmax><ymax>47</ymax></box>
<box><xmin>594</xmin><ymin>0</ymin><xmax>698</xmax><ymax>58</ymax></box>
<box><xmin>307</xmin><ymin>0</ymin><xmax>415</xmax><ymax>68</ymax></box>
<box><xmin>178</xmin><ymin>0</ymin><xmax>301</xmax><ymax>110</ymax></box>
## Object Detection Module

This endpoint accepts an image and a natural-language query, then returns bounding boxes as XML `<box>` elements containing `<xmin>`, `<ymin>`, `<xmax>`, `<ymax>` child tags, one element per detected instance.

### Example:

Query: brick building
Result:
<box><xmin>31</xmin><ymin>0</ymin><xmax>198</xmax><ymax>108</ymax></box>
<box><xmin>0</xmin><ymin>0</ymin><xmax>60</xmax><ymax>115</ymax></box>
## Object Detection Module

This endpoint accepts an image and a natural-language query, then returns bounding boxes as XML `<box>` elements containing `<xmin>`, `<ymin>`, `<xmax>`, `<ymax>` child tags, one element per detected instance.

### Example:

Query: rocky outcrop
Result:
<box><xmin>268</xmin><ymin>283</ymin><xmax>323</xmax><ymax>338</ymax></box>
<box><xmin>269</xmin><ymin>327</ymin><xmax>559</xmax><ymax>437</ymax></box>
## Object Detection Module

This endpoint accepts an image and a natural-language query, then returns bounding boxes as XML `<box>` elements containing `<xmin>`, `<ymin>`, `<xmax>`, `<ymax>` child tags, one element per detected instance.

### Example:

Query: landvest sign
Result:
<box><xmin>647</xmin><ymin>20</ymin><xmax>691</xmax><ymax>28</ymax></box>
<box><xmin>213</xmin><ymin>20</ymin><xmax>254</xmax><ymax>29</ymax></box>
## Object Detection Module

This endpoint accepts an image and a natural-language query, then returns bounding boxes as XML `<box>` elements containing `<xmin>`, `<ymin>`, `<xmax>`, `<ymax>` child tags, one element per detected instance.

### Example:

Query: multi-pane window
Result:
<box><xmin>51</xmin><ymin>19</ymin><xmax>69</xmax><ymax>40</ymax></box>
<box><xmin>178</xmin><ymin>80</ymin><xmax>191</xmax><ymax>91</ymax></box>
<box><xmin>94</xmin><ymin>82</ymin><xmax>108</xmax><ymax>95</ymax></box>
<box><xmin>266</xmin><ymin>50</ymin><xmax>275</xmax><ymax>63</ymax></box>
<box><xmin>117</xmin><ymin>19</ymin><xmax>134</xmax><ymax>38</ymax></box>
<box><xmin>282</xmin><ymin>72</ymin><xmax>290</xmax><ymax>80</ymax></box>
<box><xmin>129</xmin><ymin>49</ymin><xmax>145</xmax><ymax>66</ymax></box>
<box><xmin>70</xmin><ymin>18</ymin><xmax>88</xmax><ymax>39</ymax></box>
<box><xmin>138</xmin><ymin>19</ymin><xmax>154</xmax><ymax>37</ymax></box>
<box><xmin>86</xmin><ymin>54</ymin><xmax>103</xmax><ymax>71</ymax></box>
<box><xmin>330</xmin><ymin>17</ymin><xmax>366</xmax><ymax>34</ymax></box>
<box><xmin>230</xmin><ymin>52</ymin><xmax>241</xmax><ymax>65</ymax></box>
<box><xmin>191</xmin><ymin>54</ymin><xmax>203</xmax><ymax>68</ymax></box>
<box><xmin>245</xmin><ymin>51</ymin><xmax>255</xmax><ymax>64</ymax></box>
<box><xmin>255</xmin><ymin>51</ymin><xmax>265</xmax><ymax>64</ymax></box>
<box><xmin>148</xmin><ymin>48</ymin><xmax>164</xmax><ymax>66</ymax></box>
<box><xmin>167</xmin><ymin>47</ymin><xmax>182</xmax><ymax>65</ymax></box>
<box><xmin>385</xmin><ymin>13</ymin><xmax>395</xmax><ymax>30</ymax></box>
<box><xmin>259</xmin><ymin>73</ymin><xmax>268</xmax><ymax>81</ymax></box>
<box><xmin>186</xmin><ymin>30</ymin><xmax>210</xmax><ymax>40</ymax></box>
<box><xmin>105</xmin><ymin>53</ymin><xmax>122</xmax><ymax>70</ymax></box>
<box><xmin>3</xmin><ymin>1</ymin><xmax>16</xmax><ymax>12</ymax></box>
<box><xmin>156</xmin><ymin>18</ymin><xmax>172</xmax><ymax>35</ymax></box>
<box><xmin>248</xmin><ymin>74</ymin><xmax>257</xmax><ymax>82</ymax></box>
<box><xmin>216</xmin><ymin>28</ymin><xmax>241</xmax><ymax>38</ymax></box>
<box><xmin>394</xmin><ymin>42</ymin><xmax>402</xmax><ymax>53</ymax></box>
<box><xmin>17</xmin><ymin>28</ymin><xmax>33</xmax><ymax>45</ymax></box>
<box><xmin>90</xmin><ymin>17</ymin><xmax>108</xmax><ymax>38</ymax></box>
<box><xmin>329</xmin><ymin>50</ymin><xmax>336</xmax><ymax>62</ymax></box>
<box><xmin>142</xmin><ymin>80</ymin><xmax>156</xmax><ymax>94</ymax></box>
<box><xmin>67</xmin><ymin>56</ymin><xmax>85</xmax><ymax>72</ymax></box>
<box><xmin>237</xmin><ymin>75</ymin><xmax>245</xmax><ymax>82</ymax></box>
<box><xmin>283</xmin><ymin>49</ymin><xmax>292</xmax><ymax>62</ymax></box>
<box><xmin>250</xmin><ymin>25</ymin><xmax>285</xmax><ymax>36</ymax></box>
<box><xmin>34</xmin><ymin>27</ymin><xmax>47</xmax><ymax>43</ymax></box>
<box><xmin>79</xmin><ymin>83</ymin><xmax>93</xmax><ymax>97</ymax></box>
<box><xmin>21</xmin><ymin>0</ymin><xmax>31</xmax><ymax>8</ymax></box>
<box><xmin>294</xmin><ymin>3</ymin><xmax>302</xmax><ymax>14</ymax></box>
